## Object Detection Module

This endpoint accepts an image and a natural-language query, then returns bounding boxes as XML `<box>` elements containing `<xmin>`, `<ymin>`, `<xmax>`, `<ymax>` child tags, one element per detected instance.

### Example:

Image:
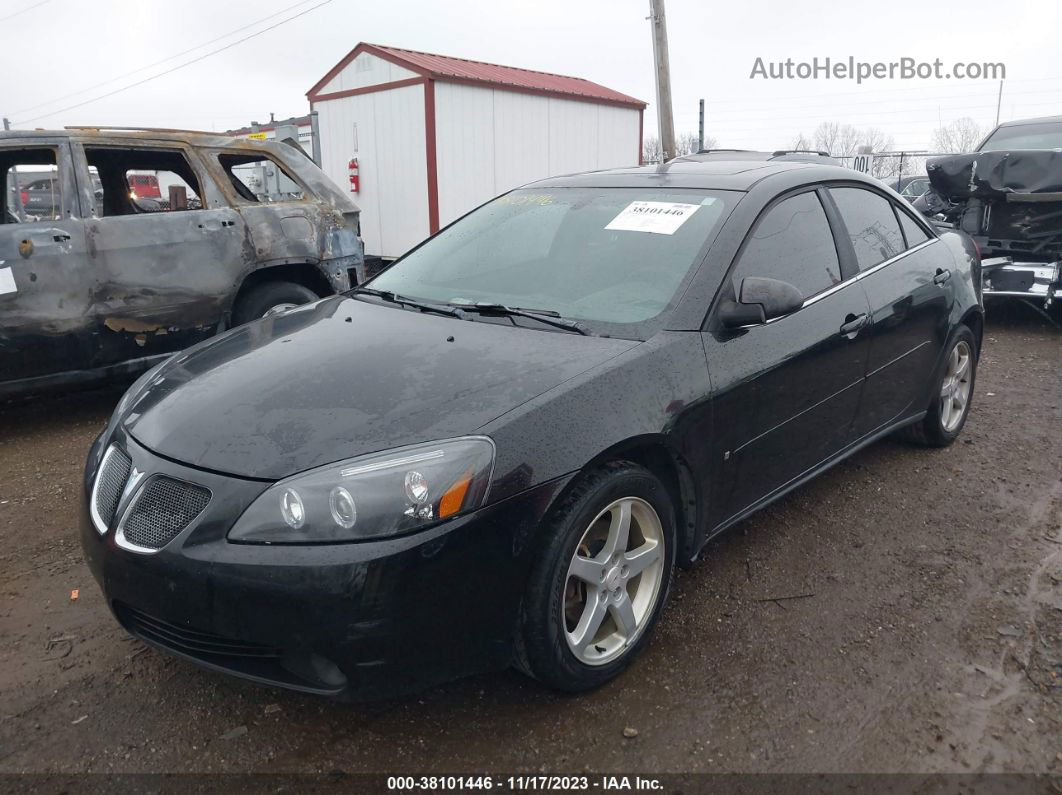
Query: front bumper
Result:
<box><xmin>981</xmin><ymin>257</ymin><xmax>1061</xmax><ymax>308</ymax></box>
<box><xmin>80</xmin><ymin>430</ymin><xmax>570</xmax><ymax>699</ymax></box>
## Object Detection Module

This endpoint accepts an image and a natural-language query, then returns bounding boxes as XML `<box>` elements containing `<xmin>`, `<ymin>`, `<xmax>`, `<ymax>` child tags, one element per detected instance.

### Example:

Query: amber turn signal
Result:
<box><xmin>439</xmin><ymin>471</ymin><xmax>473</xmax><ymax>518</ymax></box>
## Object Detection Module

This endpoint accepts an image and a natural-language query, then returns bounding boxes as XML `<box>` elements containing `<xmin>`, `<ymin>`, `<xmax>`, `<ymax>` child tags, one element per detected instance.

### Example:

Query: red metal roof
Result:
<box><xmin>308</xmin><ymin>43</ymin><xmax>646</xmax><ymax>109</ymax></box>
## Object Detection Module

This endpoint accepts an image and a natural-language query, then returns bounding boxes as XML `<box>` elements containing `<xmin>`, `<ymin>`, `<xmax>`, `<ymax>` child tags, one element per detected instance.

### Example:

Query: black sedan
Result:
<box><xmin>81</xmin><ymin>159</ymin><xmax>982</xmax><ymax>698</ymax></box>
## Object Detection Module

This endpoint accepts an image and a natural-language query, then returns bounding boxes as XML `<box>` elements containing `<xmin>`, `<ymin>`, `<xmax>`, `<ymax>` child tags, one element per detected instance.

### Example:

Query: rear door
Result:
<box><xmin>826</xmin><ymin>185</ymin><xmax>951</xmax><ymax>437</ymax></box>
<box><xmin>208</xmin><ymin>148</ymin><xmax>323</xmax><ymax>266</ymax></box>
<box><xmin>0</xmin><ymin>140</ymin><xmax>95</xmax><ymax>384</ymax></box>
<box><xmin>703</xmin><ymin>188</ymin><xmax>871</xmax><ymax>523</ymax></box>
<box><xmin>73</xmin><ymin>141</ymin><xmax>249</xmax><ymax>366</ymax></box>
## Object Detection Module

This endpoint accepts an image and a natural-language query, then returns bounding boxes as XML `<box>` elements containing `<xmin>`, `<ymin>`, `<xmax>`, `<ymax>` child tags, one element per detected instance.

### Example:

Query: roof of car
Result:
<box><xmin>534</xmin><ymin>158</ymin><xmax>866</xmax><ymax>192</ymax></box>
<box><xmin>0</xmin><ymin>127</ymin><xmax>286</xmax><ymax>151</ymax></box>
<box><xmin>993</xmin><ymin>114</ymin><xmax>1062</xmax><ymax>129</ymax></box>
<box><xmin>674</xmin><ymin>149</ymin><xmax>840</xmax><ymax>166</ymax></box>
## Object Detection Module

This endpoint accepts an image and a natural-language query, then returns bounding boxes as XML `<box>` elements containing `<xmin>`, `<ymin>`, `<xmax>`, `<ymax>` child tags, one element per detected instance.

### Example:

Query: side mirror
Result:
<box><xmin>720</xmin><ymin>276</ymin><xmax>805</xmax><ymax>328</ymax></box>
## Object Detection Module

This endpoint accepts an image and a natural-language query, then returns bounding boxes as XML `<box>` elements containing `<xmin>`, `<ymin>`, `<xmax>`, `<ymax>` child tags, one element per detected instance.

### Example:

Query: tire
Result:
<box><xmin>514</xmin><ymin>461</ymin><xmax>676</xmax><ymax>692</ymax></box>
<box><xmin>901</xmin><ymin>324</ymin><xmax>978</xmax><ymax>447</ymax></box>
<box><xmin>232</xmin><ymin>281</ymin><xmax>320</xmax><ymax>325</ymax></box>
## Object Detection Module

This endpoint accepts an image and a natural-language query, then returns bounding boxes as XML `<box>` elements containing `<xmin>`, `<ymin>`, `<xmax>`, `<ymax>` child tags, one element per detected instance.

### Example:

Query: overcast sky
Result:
<box><xmin>2</xmin><ymin>0</ymin><xmax>1060</xmax><ymax>153</ymax></box>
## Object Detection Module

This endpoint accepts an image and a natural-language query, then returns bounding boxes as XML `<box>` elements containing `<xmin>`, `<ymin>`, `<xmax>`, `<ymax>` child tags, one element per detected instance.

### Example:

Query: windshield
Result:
<box><xmin>979</xmin><ymin>121</ymin><xmax>1062</xmax><ymax>151</ymax></box>
<box><xmin>367</xmin><ymin>187</ymin><xmax>735</xmax><ymax>337</ymax></box>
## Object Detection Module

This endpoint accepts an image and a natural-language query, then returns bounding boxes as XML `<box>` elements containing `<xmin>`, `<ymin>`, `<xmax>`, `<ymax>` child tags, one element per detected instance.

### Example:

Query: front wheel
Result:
<box><xmin>515</xmin><ymin>462</ymin><xmax>676</xmax><ymax>692</ymax></box>
<box><xmin>902</xmin><ymin>325</ymin><xmax>978</xmax><ymax>447</ymax></box>
<box><xmin>232</xmin><ymin>281</ymin><xmax>320</xmax><ymax>325</ymax></box>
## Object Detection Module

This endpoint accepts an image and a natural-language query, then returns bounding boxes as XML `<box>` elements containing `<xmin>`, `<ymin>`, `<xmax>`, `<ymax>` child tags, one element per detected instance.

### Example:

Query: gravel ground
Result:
<box><xmin>0</xmin><ymin>303</ymin><xmax>1059</xmax><ymax>777</ymax></box>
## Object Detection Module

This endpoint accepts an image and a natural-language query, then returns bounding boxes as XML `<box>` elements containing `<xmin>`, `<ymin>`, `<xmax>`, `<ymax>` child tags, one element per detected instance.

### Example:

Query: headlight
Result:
<box><xmin>228</xmin><ymin>437</ymin><xmax>495</xmax><ymax>544</ymax></box>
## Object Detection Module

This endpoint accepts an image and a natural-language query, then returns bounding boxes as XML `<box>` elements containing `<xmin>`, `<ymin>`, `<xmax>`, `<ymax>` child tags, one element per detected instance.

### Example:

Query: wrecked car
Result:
<box><xmin>915</xmin><ymin>115</ymin><xmax>1062</xmax><ymax>310</ymax></box>
<box><xmin>0</xmin><ymin>127</ymin><xmax>363</xmax><ymax>398</ymax></box>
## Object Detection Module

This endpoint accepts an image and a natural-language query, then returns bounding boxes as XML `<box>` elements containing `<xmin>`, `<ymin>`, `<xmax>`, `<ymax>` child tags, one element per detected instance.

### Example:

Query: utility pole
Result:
<box><xmin>698</xmin><ymin>99</ymin><xmax>705</xmax><ymax>152</ymax></box>
<box><xmin>2</xmin><ymin>118</ymin><xmax>10</xmax><ymax>131</ymax></box>
<box><xmin>648</xmin><ymin>0</ymin><xmax>675</xmax><ymax>162</ymax></box>
<box><xmin>995</xmin><ymin>79</ymin><xmax>1004</xmax><ymax>127</ymax></box>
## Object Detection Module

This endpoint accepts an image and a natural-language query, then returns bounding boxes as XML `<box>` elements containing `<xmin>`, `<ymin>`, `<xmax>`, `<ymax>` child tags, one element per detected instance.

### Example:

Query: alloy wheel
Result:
<box><xmin>562</xmin><ymin>497</ymin><xmax>665</xmax><ymax>666</ymax></box>
<box><xmin>940</xmin><ymin>340</ymin><xmax>973</xmax><ymax>432</ymax></box>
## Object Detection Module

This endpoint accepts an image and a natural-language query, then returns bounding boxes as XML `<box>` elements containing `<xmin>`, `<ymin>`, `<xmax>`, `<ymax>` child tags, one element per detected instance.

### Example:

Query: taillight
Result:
<box><xmin>20</xmin><ymin>190</ymin><xmax>28</xmax><ymax>205</ymax></box>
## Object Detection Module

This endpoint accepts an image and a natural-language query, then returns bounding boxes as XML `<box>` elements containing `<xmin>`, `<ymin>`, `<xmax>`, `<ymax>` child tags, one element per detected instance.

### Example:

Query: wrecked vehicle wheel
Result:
<box><xmin>901</xmin><ymin>326</ymin><xmax>978</xmax><ymax>447</ymax></box>
<box><xmin>233</xmin><ymin>281</ymin><xmax>320</xmax><ymax>323</ymax></box>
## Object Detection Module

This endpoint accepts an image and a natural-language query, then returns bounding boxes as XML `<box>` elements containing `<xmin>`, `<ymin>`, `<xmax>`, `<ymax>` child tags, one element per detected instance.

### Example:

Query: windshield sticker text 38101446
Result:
<box><xmin>605</xmin><ymin>201</ymin><xmax>701</xmax><ymax>235</ymax></box>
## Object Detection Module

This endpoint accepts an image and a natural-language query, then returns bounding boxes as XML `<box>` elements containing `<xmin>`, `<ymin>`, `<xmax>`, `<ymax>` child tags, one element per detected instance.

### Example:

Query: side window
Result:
<box><xmin>731</xmin><ymin>191</ymin><xmax>842</xmax><ymax>299</ymax></box>
<box><xmin>900</xmin><ymin>178</ymin><xmax>930</xmax><ymax>199</ymax></box>
<box><xmin>217</xmin><ymin>153</ymin><xmax>304</xmax><ymax>202</ymax></box>
<box><xmin>897</xmin><ymin>208</ymin><xmax>931</xmax><ymax>248</ymax></box>
<box><xmin>830</xmin><ymin>187</ymin><xmax>905</xmax><ymax>271</ymax></box>
<box><xmin>83</xmin><ymin>147</ymin><xmax>204</xmax><ymax>217</ymax></box>
<box><xmin>1</xmin><ymin>147</ymin><xmax>61</xmax><ymax>224</ymax></box>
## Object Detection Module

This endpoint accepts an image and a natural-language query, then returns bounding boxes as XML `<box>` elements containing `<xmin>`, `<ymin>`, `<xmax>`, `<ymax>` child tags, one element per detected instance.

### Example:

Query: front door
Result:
<box><xmin>704</xmin><ymin>189</ymin><xmax>871</xmax><ymax>524</ymax></box>
<box><xmin>74</xmin><ymin>142</ymin><xmax>249</xmax><ymax>366</ymax></box>
<box><xmin>0</xmin><ymin>140</ymin><xmax>94</xmax><ymax>384</ymax></box>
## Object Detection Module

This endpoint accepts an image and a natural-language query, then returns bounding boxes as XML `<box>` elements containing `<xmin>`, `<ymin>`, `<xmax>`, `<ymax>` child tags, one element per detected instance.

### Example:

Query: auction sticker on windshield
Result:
<box><xmin>605</xmin><ymin>201</ymin><xmax>700</xmax><ymax>235</ymax></box>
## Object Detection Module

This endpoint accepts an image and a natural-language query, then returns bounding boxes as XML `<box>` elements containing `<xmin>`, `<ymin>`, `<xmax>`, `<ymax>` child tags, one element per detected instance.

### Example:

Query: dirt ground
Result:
<box><xmin>0</xmin><ymin>303</ymin><xmax>1059</xmax><ymax>778</ymax></box>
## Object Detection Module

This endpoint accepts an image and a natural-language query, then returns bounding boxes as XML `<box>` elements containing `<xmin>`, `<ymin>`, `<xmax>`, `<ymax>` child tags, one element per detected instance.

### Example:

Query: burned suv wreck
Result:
<box><xmin>915</xmin><ymin>115</ymin><xmax>1062</xmax><ymax>311</ymax></box>
<box><xmin>0</xmin><ymin>127</ymin><xmax>363</xmax><ymax>397</ymax></box>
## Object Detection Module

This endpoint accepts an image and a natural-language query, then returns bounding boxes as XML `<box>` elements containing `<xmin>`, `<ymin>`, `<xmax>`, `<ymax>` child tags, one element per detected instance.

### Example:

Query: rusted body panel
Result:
<box><xmin>0</xmin><ymin>128</ymin><xmax>363</xmax><ymax>397</ymax></box>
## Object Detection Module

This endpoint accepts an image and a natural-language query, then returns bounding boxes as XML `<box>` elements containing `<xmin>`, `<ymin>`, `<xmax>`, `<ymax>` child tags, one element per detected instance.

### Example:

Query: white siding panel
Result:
<box><xmin>547</xmin><ymin>97</ymin><xmax>599</xmax><ymax>177</ymax></box>
<box><xmin>595</xmin><ymin>104</ymin><xmax>641</xmax><ymax>169</ymax></box>
<box><xmin>434</xmin><ymin>82</ymin><xmax>496</xmax><ymax>227</ymax></box>
<box><xmin>492</xmin><ymin>90</ymin><xmax>550</xmax><ymax>193</ymax></box>
<box><xmin>434</xmin><ymin>86</ymin><xmax>640</xmax><ymax>227</ymax></box>
<box><xmin>316</xmin><ymin>83</ymin><xmax>428</xmax><ymax>258</ymax></box>
<box><xmin>319</xmin><ymin>52</ymin><xmax>418</xmax><ymax>95</ymax></box>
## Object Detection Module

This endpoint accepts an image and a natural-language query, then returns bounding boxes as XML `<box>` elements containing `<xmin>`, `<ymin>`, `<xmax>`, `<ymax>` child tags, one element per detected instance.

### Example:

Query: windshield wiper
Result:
<box><xmin>454</xmin><ymin>303</ymin><xmax>589</xmax><ymax>335</ymax></box>
<box><xmin>352</xmin><ymin>287</ymin><xmax>465</xmax><ymax>318</ymax></box>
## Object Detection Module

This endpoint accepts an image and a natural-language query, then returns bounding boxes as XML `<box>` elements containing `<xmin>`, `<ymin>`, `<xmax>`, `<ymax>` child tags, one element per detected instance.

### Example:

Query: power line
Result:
<box><xmin>11</xmin><ymin>0</ymin><xmax>319</xmax><ymax>117</ymax></box>
<box><xmin>14</xmin><ymin>0</ymin><xmax>333</xmax><ymax>126</ymax></box>
<box><xmin>0</xmin><ymin>0</ymin><xmax>52</xmax><ymax>23</ymax></box>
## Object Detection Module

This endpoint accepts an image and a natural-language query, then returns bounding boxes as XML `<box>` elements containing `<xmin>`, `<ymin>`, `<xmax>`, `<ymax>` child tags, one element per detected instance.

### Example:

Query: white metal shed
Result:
<box><xmin>308</xmin><ymin>43</ymin><xmax>646</xmax><ymax>259</ymax></box>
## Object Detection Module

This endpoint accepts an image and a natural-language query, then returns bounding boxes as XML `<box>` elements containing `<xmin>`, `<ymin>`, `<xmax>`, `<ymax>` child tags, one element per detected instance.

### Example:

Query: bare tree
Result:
<box><xmin>931</xmin><ymin>117</ymin><xmax>984</xmax><ymax>153</ymax></box>
<box><xmin>646</xmin><ymin>132</ymin><xmax>718</xmax><ymax>161</ymax></box>
<box><xmin>642</xmin><ymin>135</ymin><xmax>663</xmax><ymax>164</ymax></box>
<box><xmin>675</xmin><ymin>132</ymin><xmax>700</xmax><ymax>156</ymax></box>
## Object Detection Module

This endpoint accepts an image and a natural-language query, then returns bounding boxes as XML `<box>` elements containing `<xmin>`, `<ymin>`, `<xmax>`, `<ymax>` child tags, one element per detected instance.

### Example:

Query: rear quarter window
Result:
<box><xmin>897</xmin><ymin>209</ymin><xmax>931</xmax><ymax>248</ymax></box>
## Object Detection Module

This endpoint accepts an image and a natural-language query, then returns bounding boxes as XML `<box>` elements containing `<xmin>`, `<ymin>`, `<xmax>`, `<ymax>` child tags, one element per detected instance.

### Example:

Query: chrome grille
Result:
<box><xmin>121</xmin><ymin>476</ymin><xmax>211</xmax><ymax>551</ymax></box>
<box><xmin>93</xmin><ymin>446</ymin><xmax>131</xmax><ymax>531</ymax></box>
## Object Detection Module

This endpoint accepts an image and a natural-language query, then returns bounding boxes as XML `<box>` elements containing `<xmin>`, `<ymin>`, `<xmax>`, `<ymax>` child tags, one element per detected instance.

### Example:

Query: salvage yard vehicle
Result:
<box><xmin>81</xmin><ymin>157</ymin><xmax>982</xmax><ymax>699</ymax></box>
<box><xmin>914</xmin><ymin>114</ymin><xmax>1062</xmax><ymax>311</ymax></box>
<box><xmin>0</xmin><ymin>127</ymin><xmax>363</xmax><ymax>398</ymax></box>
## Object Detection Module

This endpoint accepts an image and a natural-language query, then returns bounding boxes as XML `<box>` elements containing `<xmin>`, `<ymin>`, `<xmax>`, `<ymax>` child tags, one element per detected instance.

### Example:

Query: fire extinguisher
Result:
<box><xmin>348</xmin><ymin>158</ymin><xmax>360</xmax><ymax>193</ymax></box>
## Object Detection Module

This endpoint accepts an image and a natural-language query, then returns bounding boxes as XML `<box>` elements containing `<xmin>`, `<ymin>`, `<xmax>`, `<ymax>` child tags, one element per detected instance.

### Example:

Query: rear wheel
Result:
<box><xmin>232</xmin><ymin>281</ymin><xmax>319</xmax><ymax>325</ymax></box>
<box><xmin>902</xmin><ymin>325</ymin><xmax>977</xmax><ymax>447</ymax></box>
<box><xmin>515</xmin><ymin>462</ymin><xmax>676</xmax><ymax>692</ymax></box>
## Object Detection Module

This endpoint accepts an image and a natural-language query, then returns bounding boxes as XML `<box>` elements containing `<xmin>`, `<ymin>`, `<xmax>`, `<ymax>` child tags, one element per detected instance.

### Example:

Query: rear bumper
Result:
<box><xmin>80</xmin><ymin>431</ymin><xmax>571</xmax><ymax>699</ymax></box>
<box><xmin>981</xmin><ymin>258</ymin><xmax>1061</xmax><ymax>307</ymax></box>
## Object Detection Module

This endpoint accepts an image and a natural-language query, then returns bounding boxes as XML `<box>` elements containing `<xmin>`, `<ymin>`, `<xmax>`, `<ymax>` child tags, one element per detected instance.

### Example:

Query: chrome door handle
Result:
<box><xmin>839</xmin><ymin>313</ymin><xmax>868</xmax><ymax>337</ymax></box>
<box><xmin>933</xmin><ymin>268</ymin><xmax>952</xmax><ymax>285</ymax></box>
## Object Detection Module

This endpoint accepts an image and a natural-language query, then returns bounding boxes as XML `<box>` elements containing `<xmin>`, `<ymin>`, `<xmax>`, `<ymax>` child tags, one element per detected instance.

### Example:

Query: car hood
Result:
<box><xmin>122</xmin><ymin>296</ymin><xmax>638</xmax><ymax>480</ymax></box>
